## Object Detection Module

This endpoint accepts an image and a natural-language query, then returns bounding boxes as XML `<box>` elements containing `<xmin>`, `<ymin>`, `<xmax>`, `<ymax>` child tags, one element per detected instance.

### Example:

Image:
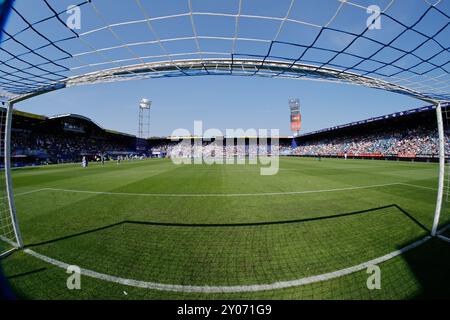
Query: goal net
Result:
<box><xmin>0</xmin><ymin>0</ymin><xmax>449</xmax><ymax>299</ymax></box>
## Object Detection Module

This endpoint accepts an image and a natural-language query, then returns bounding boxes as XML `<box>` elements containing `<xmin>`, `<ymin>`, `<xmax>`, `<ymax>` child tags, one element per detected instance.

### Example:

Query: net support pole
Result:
<box><xmin>4</xmin><ymin>101</ymin><xmax>23</xmax><ymax>248</ymax></box>
<box><xmin>432</xmin><ymin>102</ymin><xmax>445</xmax><ymax>236</ymax></box>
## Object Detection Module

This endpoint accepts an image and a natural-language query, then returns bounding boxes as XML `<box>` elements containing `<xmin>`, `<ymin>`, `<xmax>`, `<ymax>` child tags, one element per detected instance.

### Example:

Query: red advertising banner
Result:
<box><xmin>337</xmin><ymin>153</ymin><xmax>383</xmax><ymax>157</ymax></box>
<box><xmin>291</xmin><ymin>114</ymin><xmax>301</xmax><ymax>132</ymax></box>
<box><xmin>398</xmin><ymin>153</ymin><xmax>417</xmax><ymax>158</ymax></box>
<box><xmin>359</xmin><ymin>153</ymin><xmax>383</xmax><ymax>157</ymax></box>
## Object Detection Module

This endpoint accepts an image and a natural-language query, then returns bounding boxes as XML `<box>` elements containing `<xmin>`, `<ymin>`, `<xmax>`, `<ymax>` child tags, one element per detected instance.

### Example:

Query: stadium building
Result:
<box><xmin>2</xmin><ymin>104</ymin><xmax>449</xmax><ymax>167</ymax></box>
<box><xmin>292</xmin><ymin>104</ymin><xmax>449</xmax><ymax>162</ymax></box>
<box><xmin>0</xmin><ymin>107</ymin><xmax>147</xmax><ymax>166</ymax></box>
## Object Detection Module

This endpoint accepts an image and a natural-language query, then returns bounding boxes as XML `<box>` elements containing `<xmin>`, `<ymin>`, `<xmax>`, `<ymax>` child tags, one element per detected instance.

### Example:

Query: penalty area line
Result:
<box><xmin>10</xmin><ymin>183</ymin><xmax>434</xmax><ymax>199</ymax></box>
<box><xmin>28</xmin><ymin>183</ymin><xmax>402</xmax><ymax>197</ymax></box>
<box><xmin>24</xmin><ymin>235</ymin><xmax>431</xmax><ymax>293</ymax></box>
<box><xmin>14</xmin><ymin>189</ymin><xmax>51</xmax><ymax>197</ymax></box>
<box><xmin>1</xmin><ymin>188</ymin><xmax>51</xmax><ymax>199</ymax></box>
<box><xmin>397</xmin><ymin>183</ymin><xmax>437</xmax><ymax>191</ymax></box>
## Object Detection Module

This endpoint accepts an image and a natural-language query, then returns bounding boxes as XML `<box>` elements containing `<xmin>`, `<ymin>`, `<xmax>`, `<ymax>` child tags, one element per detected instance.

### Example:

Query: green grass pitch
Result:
<box><xmin>1</xmin><ymin>157</ymin><xmax>450</xmax><ymax>299</ymax></box>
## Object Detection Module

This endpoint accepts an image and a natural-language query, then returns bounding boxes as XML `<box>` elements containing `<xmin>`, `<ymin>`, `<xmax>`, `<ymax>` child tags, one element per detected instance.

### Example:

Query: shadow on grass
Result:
<box><xmin>398</xmin><ymin>236</ymin><xmax>450</xmax><ymax>299</ymax></box>
<box><xmin>7</xmin><ymin>204</ymin><xmax>450</xmax><ymax>299</ymax></box>
<box><xmin>25</xmin><ymin>204</ymin><xmax>429</xmax><ymax>248</ymax></box>
<box><xmin>6</xmin><ymin>267</ymin><xmax>47</xmax><ymax>280</ymax></box>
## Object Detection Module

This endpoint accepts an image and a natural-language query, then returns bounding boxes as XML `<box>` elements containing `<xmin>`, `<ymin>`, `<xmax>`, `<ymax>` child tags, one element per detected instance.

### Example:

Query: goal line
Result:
<box><xmin>23</xmin><ymin>235</ymin><xmax>432</xmax><ymax>293</ymax></box>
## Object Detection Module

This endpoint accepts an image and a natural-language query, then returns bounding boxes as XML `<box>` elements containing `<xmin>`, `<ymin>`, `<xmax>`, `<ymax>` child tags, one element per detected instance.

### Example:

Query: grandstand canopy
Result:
<box><xmin>1</xmin><ymin>0</ymin><xmax>449</xmax><ymax>103</ymax></box>
<box><xmin>0</xmin><ymin>106</ymin><xmax>137</xmax><ymax>138</ymax></box>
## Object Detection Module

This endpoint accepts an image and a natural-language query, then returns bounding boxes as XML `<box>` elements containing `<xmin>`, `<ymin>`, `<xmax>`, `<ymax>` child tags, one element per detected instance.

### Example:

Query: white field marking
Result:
<box><xmin>30</xmin><ymin>183</ymin><xmax>401</xmax><ymax>198</ymax></box>
<box><xmin>0</xmin><ymin>248</ymin><xmax>17</xmax><ymax>259</ymax></box>
<box><xmin>398</xmin><ymin>183</ymin><xmax>437</xmax><ymax>191</ymax></box>
<box><xmin>0</xmin><ymin>234</ymin><xmax>18</xmax><ymax>247</ymax></box>
<box><xmin>24</xmin><ymin>235</ymin><xmax>431</xmax><ymax>293</ymax></box>
<box><xmin>0</xmin><ymin>188</ymin><xmax>50</xmax><ymax>200</ymax></box>
<box><xmin>14</xmin><ymin>189</ymin><xmax>51</xmax><ymax>197</ymax></box>
<box><xmin>10</xmin><ymin>183</ymin><xmax>433</xmax><ymax>199</ymax></box>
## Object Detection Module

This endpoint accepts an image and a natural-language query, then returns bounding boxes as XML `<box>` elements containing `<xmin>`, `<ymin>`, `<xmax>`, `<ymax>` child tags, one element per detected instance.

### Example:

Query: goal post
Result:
<box><xmin>432</xmin><ymin>102</ymin><xmax>445</xmax><ymax>236</ymax></box>
<box><xmin>0</xmin><ymin>100</ymin><xmax>23</xmax><ymax>257</ymax></box>
<box><xmin>432</xmin><ymin>102</ymin><xmax>450</xmax><ymax>241</ymax></box>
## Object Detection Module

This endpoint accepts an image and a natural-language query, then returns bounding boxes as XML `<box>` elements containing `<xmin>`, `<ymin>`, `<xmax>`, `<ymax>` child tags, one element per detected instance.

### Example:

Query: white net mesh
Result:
<box><xmin>1</xmin><ymin>0</ymin><xmax>450</xmax><ymax>299</ymax></box>
<box><xmin>0</xmin><ymin>0</ymin><xmax>449</xmax><ymax>102</ymax></box>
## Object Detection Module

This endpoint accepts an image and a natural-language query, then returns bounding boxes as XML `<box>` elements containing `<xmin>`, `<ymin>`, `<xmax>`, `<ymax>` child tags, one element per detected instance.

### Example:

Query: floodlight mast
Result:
<box><xmin>289</xmin><ymin>98</ymin><xmax>301</xmax><ymax>137</ymax></box>
<box><xmin>138</xmin><ymin>98</ymin><xmax>152</xmax><ymax>139</ymax></box>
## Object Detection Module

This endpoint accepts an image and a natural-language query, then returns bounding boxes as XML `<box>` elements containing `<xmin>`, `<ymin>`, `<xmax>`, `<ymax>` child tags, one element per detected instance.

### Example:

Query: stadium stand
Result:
<box><xmin>147</xmin><ymin>138</ymin><xmax>292</xmax><ymax>158</ymax></box>
<box><xmin>0</xmin><ymin>108</ymin><xmax>146</xmax><ymax>166</ymax></box>
<box><xmin>2</xmin><ymin>104</ymin><xmax>448</xmax><ymax>167</ymax></box>
<box><xmin>292</xmin><ymin>105</ymin><xmax>449</xmax><ymax>162</ymax></box>
<box><xmin>146</xmin><ymin>105</ymin><xmax>448</xmax><ymax>162</ymax></box>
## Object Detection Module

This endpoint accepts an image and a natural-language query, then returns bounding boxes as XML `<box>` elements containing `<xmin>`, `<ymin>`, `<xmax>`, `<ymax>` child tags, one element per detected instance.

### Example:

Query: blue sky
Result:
<box><xmin>3</xmin><ymin>0</ymin><xmax>448</xmax><ymax>136</ymax></box>
<box><xmin>16</xmin><ymin>75</ymin><xmax>423</xmax><ymax>137</ymax></box>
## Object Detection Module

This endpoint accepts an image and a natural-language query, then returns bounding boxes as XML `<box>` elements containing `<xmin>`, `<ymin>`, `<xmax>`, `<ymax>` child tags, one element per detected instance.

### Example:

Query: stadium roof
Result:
<box><xmin>11</xmin><ymin>108</ymin><xmax>46</xmax><ymax>120</ymax></box>
<box><xmin>48</xmin><ymin>113</ymin><xmax>137</xmax><ymax>137</ymax></box>
<box><xmin>48</xmin><ymin>113</ymin><xmax>100</xmax><ymax>123</ymax></box>
<box><xmin>165</xmin><ymin>135</ymin><xmax>293</xmax><ymax>140</ymax></box>
<box><xmin>299</xmin><ymin>103</ymin><xmax>449</xmax><ymax>137</ymax></box>
<box><xmin>0</xmin><ymin>1</ymin><xmax>449</xmax><ymax>104</ymax></box>
<box><xmin>2</xmin><ymin>108</ymin><xmax>137</xmax><ymax>138</ymax></box>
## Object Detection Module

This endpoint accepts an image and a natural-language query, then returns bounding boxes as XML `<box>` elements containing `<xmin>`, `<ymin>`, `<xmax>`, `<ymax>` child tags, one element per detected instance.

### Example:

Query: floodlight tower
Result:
<box><xmin>289</xmin><ymin>98</ymin><xmax>301</xmax><ymax>136</ymax></box>
<box><xmin>138</xmin><ymin>98</ymin><xmax>152</xmax><ymax>139</ymax></box>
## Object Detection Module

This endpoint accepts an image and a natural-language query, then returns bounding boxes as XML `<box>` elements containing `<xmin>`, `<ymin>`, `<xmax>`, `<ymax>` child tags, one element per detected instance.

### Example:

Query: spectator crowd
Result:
<box><xmin>148</xmin><ymin>126</ymin><xmax>447</xmax><ymax>159</ymax></box>
<box><xmin>11</xmin><ymin>130</ymin><xmax>135</xmax><ymax>164</ymax></box>
<box><xmin>9</xmin><ymin>119</ymin><xmax>449</xmax><ymax>166</ymax></box>
<box><xmin>292</xmin><ymin>126</ymin><xmax>447</xmax><ymax>157</ymax></box>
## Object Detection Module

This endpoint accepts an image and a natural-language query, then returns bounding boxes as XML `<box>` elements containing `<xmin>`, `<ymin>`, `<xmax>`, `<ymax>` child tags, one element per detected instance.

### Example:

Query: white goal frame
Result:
<box><xmin>3</xmin><ymin>100</ymin><xmax>23</xmax><ymax>250</ymax></box>
<box><xmin>2</xmin><ymin>95</ymin><xmax>448</xmax><ymax>252</ymax></box>
<box><xmin>432</xmin><ymin>102</ymin><xmax>446</xmax><ymax>237</ymax></box>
